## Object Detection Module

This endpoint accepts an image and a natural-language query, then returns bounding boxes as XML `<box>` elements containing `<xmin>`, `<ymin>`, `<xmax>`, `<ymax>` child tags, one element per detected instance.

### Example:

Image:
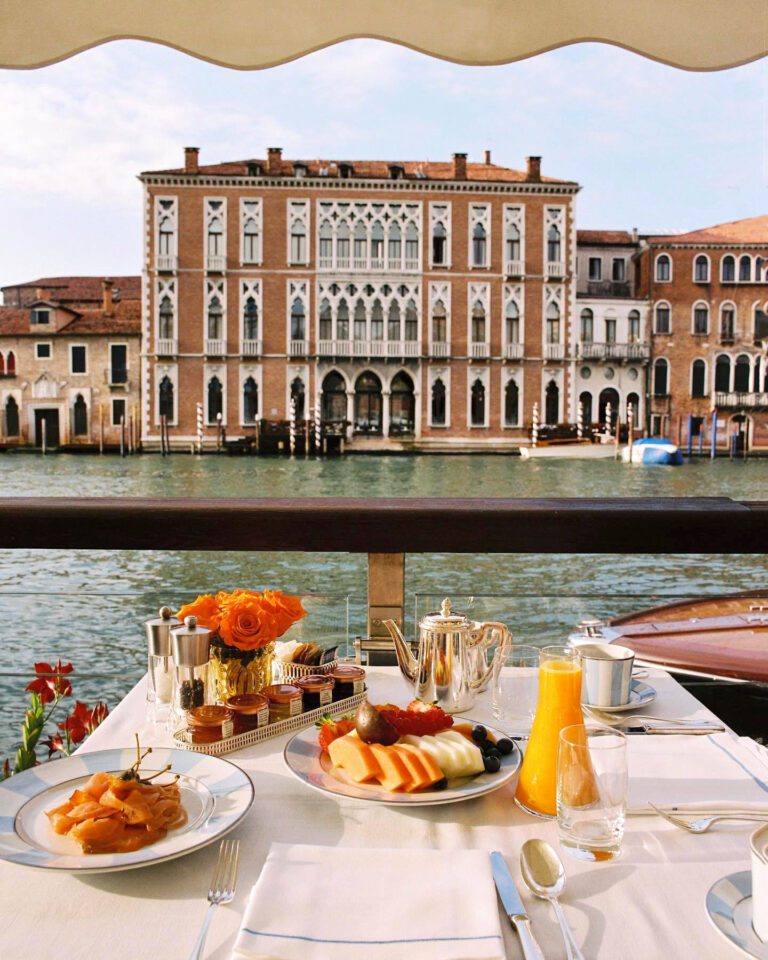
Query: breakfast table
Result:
<box><xmin>1</xmin><ymin>665</ymin><xmax>766</xmax><ymax>960</ymax></box>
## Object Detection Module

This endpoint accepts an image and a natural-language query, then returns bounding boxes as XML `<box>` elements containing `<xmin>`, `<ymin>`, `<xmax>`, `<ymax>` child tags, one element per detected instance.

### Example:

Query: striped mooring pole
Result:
<box><xmin>627</xmin><ymin>402</ymin><xmax>635</xmax><ymax>457</ymax></box>
<box><xmin>289</xmin><ymin>396</ymin><xmax>296</xmax><ymax>456</ymax></box>
<box><xmin>576</xmin><ymin>400</ymin><xmax>584</xmax><ymax>439</ymax></box>
<box><xmin>196</xmin><ymin>402</ymin><xmax>204</xmax><ymax>454</ymax></box>
<box><xmin>531</xmin><ymin>401</ymin><xmax>539</xmax><ymax>448</ymax></box>
<box><xmin>605</xmin><ymin>402</ymin><xmax>612</xmax><ymax>437</ymax></box>
<box><xmin>314</xmin><ymin>398</ymin><xmax>322</xmax><ymax>454</ymax></box>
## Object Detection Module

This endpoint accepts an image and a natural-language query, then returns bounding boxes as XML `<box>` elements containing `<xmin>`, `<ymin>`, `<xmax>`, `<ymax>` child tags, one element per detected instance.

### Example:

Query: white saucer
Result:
<box><xmin>585</xmin><ymin>679</ymin><xmax>656</xmax><ymax>713</ymax></box>
<box><xmin>706</xmin><ymin>870</ymin><xmax>768</xmax><ymax>959</ymax></box>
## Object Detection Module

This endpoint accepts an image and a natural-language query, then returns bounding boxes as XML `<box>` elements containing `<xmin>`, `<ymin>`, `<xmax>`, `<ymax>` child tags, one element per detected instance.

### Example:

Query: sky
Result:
<box><xmin>0</xmin><ymin>38</ymin><xmax>765</xmax><ymax>288</ymax></box>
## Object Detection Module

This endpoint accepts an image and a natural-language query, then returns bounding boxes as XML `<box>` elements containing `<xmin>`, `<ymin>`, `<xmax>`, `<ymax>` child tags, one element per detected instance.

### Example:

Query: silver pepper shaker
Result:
<box><xmin>170</xmin><ymin>615</ymin><xmax>213</xmax><ymax>730</ymax></box>
<box><xmin>145</xmin><ymin>606</ymin><xmax>180</xmax><ymax>723</ymax></box>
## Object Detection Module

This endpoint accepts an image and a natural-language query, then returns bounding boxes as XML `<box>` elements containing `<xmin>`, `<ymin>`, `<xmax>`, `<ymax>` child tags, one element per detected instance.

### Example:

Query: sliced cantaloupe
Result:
<box><xmin>328</xmin><ymin>733</ymin><xmax>383</xmax><ymax>783</ymax></box>
<box><xmin>390</xmin><ymin>744</ymin><xmax>431</xmax><ymax>791</ymax></box>
<box><xmin>396</xmin><ymin>743</ymin><xmax>444</xmax><ymax>789</ymax></box>
<box><xmin>368</xmin><ymin>744</ymin><xmax>413</xmax><ymax>792</ymax></box>
<box><xmin>453</xmin><ymin>722</ymin><xmax>496</xmax><ymax>744</ymax></box>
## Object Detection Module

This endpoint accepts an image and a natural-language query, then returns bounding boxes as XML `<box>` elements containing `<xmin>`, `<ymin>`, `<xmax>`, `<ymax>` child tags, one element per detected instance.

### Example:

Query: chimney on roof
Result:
<box><xmin>35</xmin><ymin>287</ymin><xmax>45</xmax><ymax>301</ymax></box>
<box><xmin>526</xmin><ymin>156</ymin><xmax>541</xmax><ymax>182</ymax></box>
<box><xmin>102</xmin><ymin>278</ymin><xmax>114</xmax><ymax>317</ymax></box>
<box><xmin>631</xmin><ymin>227</ymin><xmax>638</xmax><ymax>243</ymax></box>
<box><xmin>485</xmin><ymin>149</ymin><xmax>492</xmax><ymax>165</ymax></box>
<box><xmin>452</xmin><ymin>153</ymin><xmax>467</xmax><ymax>180</ymax></box>
<box><xmin>267</xmin><ymin>147</ymin><xmax>283</xmax><ymax>175</ymax></box>
<box><xmin>184</xmin><ymin>147</ymin><xmax>200</xmax><ymax>174</ymax></box>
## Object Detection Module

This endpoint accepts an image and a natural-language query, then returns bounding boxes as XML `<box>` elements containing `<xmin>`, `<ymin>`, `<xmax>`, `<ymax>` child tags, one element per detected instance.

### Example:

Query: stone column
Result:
<box><xmin>346</xmin><ymin>390</ymin><xmax>355</xmax><ymax>440</ymax></box>
<box><xmin>382</xmin><ymin>390</ymin><xmax>391</xmax><ymax>438</ymax></box>
<box><xmin>413</xmin><ymin>388</ymin><xmax>422</xmax><ymax>439</ymax></box>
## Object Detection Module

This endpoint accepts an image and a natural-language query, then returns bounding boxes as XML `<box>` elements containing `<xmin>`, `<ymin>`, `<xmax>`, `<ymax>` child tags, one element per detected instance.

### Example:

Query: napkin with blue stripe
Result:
<box><xmin>231</xmin><ymin>843</ymin><xmax>505</xmax><ymax>960</ymax></box>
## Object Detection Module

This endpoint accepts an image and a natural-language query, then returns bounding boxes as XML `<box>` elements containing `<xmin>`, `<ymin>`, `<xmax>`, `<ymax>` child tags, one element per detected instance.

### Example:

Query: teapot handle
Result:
<box><xmin>469</xmin><ymin>623</ymin><xmax>512</xmax><ymax>691</ymax></box>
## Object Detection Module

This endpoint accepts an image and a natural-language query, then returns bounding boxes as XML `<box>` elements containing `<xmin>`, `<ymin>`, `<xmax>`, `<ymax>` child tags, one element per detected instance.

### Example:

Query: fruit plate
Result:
<box><xmin>0</xmin><ymin>748</ymin><xmax>254</xmax><ymax>873</ymax></box>
<box><xmin>283</xmin><ymin>721</ymin><xmax>521</xmax><ymax>806</ymax></box>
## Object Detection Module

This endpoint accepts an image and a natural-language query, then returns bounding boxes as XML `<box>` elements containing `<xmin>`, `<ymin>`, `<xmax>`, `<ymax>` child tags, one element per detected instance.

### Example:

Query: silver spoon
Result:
<box><xmin>520</xmin><ymin>839</ymin><xmax>586</xmax><ymax>960</ymax></box>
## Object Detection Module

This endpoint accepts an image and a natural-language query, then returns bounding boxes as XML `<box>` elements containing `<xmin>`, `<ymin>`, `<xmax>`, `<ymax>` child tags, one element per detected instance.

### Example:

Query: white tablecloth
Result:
<box><xmin>1</xmin><ymin>668</ymin><xmax>765</xmax><ymax>960</ymax></box>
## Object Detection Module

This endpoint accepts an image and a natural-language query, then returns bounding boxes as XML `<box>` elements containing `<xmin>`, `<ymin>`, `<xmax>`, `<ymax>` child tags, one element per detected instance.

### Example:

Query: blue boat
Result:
<box><xmin>621</xmin><ymin>437</ymin><xmax>683</xmax><ymax>465</ymax></box>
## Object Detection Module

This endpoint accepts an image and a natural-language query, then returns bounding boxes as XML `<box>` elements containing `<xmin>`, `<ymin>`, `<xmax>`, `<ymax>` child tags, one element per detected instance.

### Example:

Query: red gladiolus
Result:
<box><xmin>25</xmin><ymin>660</ymin><xmax>73</xmax><ymax>704</ymax></box>
<box><xmin>58</xmin><ymin>701</ymin><xmax>91</xmax><ymax>745</ymax></box>
<box><xmin>43</xmin><ymin>733</ymin><xmax>65</xmax><ymax>756</ymax></box>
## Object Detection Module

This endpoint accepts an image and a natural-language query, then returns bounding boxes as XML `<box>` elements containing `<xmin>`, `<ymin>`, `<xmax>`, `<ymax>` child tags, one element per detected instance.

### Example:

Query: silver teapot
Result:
<box><xmin>383</xmin><ymin>598</ymin><xmax>511</xmax><ymax>714</ymax></box>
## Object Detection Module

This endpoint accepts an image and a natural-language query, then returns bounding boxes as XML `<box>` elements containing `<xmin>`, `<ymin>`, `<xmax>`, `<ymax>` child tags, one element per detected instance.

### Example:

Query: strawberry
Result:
<box><xmin>316</xmin><ymin>714</ymin><xmax>355</xmax><ymax>752</ymax></box>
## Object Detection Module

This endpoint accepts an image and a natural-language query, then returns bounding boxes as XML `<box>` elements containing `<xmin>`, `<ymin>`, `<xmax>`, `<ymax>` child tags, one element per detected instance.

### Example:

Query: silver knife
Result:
<box><xmin>490</xmin><ymin>851</ymin><xmax>545</xmax><ymax>960</ymax></box>
<box><xmin>618</xmin><ymin>724</ymin><xmax>725</xmax><ymax>735</ymax></box>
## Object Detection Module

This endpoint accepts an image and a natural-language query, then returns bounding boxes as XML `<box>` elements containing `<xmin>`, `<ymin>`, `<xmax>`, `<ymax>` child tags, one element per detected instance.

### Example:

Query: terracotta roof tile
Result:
<box><xmin>577</xmin><ymin>230</ymin><xmax>637</xmax><ymax>245</ymax></box>
<box><xmin>142</xmin><ymin>157</ymin><xmax>576</xmax><ymax>186</ymax></box>
<box><xmin>0</xmin><ymin>300</ymin><xmax>140</xmax><ymax>336</ymax></box>
<box><xmin>648</xmin><ymin>214</ymin><xmax>768</xmax><ymax>245</ymax></box>
<box><xmin>2</xmin><ymin>276</ymin><xmax>141</xmax><ymax>303</ymax></box>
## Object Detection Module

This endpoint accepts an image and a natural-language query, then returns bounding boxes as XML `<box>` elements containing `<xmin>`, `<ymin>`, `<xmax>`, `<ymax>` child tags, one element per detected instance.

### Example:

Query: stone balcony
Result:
<box><xmin>546</xmin><ymin>261</ymin><xmax>567</xmax><ymax>279</ymax></box>
<box><xmin>470</xmin><ymin>342</ymin><xmax>490</xmax><ymax>359</ymax></box>
<box><xmin>715</xmin><ymin>391</ymin><xmax>768</xmax><ymax>409</ymax></box>
<box><xmin>204</xmin><ymin>338</ymin><xmax>226</xmax><ymax>357</ymax></box>
<box><xmin>156</xmin><ymin>255</ymin><xmax>177</xmax><ymax>273</ymax></box>
<box><xmin>206</xmin><ymin>255</ymin><xmax>226</xmax><ymax>273</ymax></box>
<box><xmin>544</xmin><ymin>343</ymin><xmax>565</xmax><ymax>360</ymax></box>
<box><xmin>578</xmin><ymin>342</ymin><xmax>651</xmax><ymax>361</ymax></box>
<box><xmin>240</xmin><ymin>339</ymin><xmax>262</xmax><ymax>357</ymax></box>
<box><xmin>155</xmin><ymin>338</ymin><xmax>178</xmax><ymax>357</ymax></box>
<box><xmin>504</xmin><ymin>343</ymin><xmax>524</xmax><ymax>360</ymax></box>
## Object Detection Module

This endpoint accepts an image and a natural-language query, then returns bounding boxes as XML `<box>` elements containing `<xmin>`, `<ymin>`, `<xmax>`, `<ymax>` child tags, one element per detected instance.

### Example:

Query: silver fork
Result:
<box><xmin>189</xmin><ymin>838</ymin><xmax>240</xmax><ymax>960</ymax></box>
<box><xmin>583</xmin><ymin>707</ymin><xmax>709</xmax><ymax>727</ymax></box>
<box><xmin>649</xmin><ymin>803</ymin><xmax>768</xmax><ymax>834</ymax></box>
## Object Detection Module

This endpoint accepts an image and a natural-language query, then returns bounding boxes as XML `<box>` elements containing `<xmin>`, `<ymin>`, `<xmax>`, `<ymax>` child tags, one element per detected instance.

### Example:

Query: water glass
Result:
<box><xmin>557</xmin><ymin>723</ymin><xmax>628</xmax><ymax>861</ymax></box>
<box><xmin>491</xmin><ymin>643</ymin><xmax>540</xmax><ymax>735</ymax></box>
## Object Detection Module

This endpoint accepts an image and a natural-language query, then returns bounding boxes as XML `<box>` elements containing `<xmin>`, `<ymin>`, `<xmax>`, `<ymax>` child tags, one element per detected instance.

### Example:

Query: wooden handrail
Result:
<box><xmin>0</xmin><ymin>497</ymin><xmax>765</xmax><ymax>552</ymax></box>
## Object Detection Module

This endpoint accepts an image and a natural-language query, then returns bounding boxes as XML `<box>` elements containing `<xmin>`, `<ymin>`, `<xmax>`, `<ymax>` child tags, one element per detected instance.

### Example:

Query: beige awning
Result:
<box><xmin>1</xmin><ymin>0</ymin><xmax>766</xmax><ymax>72</ymax></box>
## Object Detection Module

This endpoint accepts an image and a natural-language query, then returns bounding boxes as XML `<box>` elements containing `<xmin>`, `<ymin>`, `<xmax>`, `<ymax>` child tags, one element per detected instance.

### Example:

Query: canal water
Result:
<box><xmin>1</xmin><ymin>452</ymin><xmax>766</xmax><ymax>762</ymax></box>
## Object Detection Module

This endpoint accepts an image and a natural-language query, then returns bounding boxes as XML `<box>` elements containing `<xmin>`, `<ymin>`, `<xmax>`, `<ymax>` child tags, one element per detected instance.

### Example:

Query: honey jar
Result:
<box><xmin>263</xmin><ymin>683</ymin><xmax>303</xmax><ymax>722</ymax></box>
<box><xmin>187</xmin><ymin>705</ymin><xmax>234</xmax><ymax>744</ymax></box>
<box><xmin>329</xmin><ymin>665</ymin><xmax>366</xmax><ymax>701</ymax></box>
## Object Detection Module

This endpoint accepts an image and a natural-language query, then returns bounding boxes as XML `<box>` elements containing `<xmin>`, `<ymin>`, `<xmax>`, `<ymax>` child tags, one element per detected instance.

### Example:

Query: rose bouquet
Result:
<box><xmin>176</xmin><ymin>589</ymin><xmax>306</xmax><ymax>698</ymax></box>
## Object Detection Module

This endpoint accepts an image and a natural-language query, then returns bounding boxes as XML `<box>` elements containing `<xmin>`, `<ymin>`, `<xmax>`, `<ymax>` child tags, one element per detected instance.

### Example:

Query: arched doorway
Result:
<box><xmin>354</xmin><ymin>371</ymin><xmax>382</xmax><ymax>434</ymax></box>
<box><xmin>6</xmin><ymin>352</ymin><xmax>15</xmax><ymax>376</ymax></box>
<box><xmin>321</xmin><ymin>372</ymin><xmax>347</xmax><ymax>424</ymax></box>
<box><xmin>5</xmin><ymin>396</ymin><xmax>19</xmax><ymax>437</ymax></box>
<box><xmin>390</xmin><ymin>371</ymin><xmax>415</xmax><ymax>435</ymax></box>
<box><xmin>290</xmin><ymin>376</ymin><xmax>306</xmax><ymax>421</ymax></box>
<box><xmin>207</xmin><ymin>376</ymin><xmax>223</xmax><ymax>423</ymax></box>
<box><xmin>544</xmin><ymin>380</ymin><xmax>559</xmax><ymax>425</ymax></box>
<box><xmin>158</xmin><ymin>375</ymin><xmax>174</xmax><ymax>421</ymax></box>
<box><xmin>243</xmin><ymin>377</ymin><xmax>259</xmax><ymax>423</ymax></box>
<box><xmin>73</xmin><ymin>394</ymin><xmax>88</xmax><ymax>436</ymax></box>
<box><xmin>431</xmin><ymin>378</ymin><xmax>446</xmax><ymax>426</ymax></box>
<box><xmin>504</xmin><ymin>379</ymin><xmax>519</xmax><ymax>426</ymax></box>
<box><xmin>579</xmin><ymin>391</ymin><xmax>593</xmax><ymax>427</ymax></box>
<box><xmin>627</xmin><ymin>392</ymin><xmax>640</xmax><ymax>424</ymax></box>
<box><xmin>599</xmin><ymin>387</ymin><xmax>620</xmax><ymax>430</ymax></box>
<box><xmin>470</xmin><ymin>379</ymin><xmax>486</xmax><ymax>426</ymax></box>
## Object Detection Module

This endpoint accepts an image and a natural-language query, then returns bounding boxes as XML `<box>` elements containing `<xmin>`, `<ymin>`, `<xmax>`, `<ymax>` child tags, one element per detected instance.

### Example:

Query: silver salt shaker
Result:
<box><xmin>170</xmin><ymin>615</ymin><xmax>212</xmax><ymax>730</ymax></box>
<box><xmin>145</xmin><ymin>606</ymin><xmax>180</xmax><ymax>723</ymax></box>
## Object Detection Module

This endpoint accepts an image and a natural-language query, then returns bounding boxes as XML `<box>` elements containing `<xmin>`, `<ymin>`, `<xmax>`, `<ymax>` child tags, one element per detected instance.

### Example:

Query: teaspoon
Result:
<box><xmin>520</xmin><ymin>839</ymin><xmax>586</xmax><ymax>960</ymax></box>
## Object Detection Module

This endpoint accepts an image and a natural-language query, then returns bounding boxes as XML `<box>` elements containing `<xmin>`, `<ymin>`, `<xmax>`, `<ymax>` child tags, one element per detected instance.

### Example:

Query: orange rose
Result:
<box><xmin>218</xmin><ymin>592</ymin><xmax>280</xmax><ymax>651</ymax></box>
<box><xmin>176</xmin><ymin>593</ymin><xmax>221</xmax><ymax>632</ymax></box>
<box><xmin>262</xmin><ymin>590</ymin><xmax>306</xmax><ymax>636</ymax></box>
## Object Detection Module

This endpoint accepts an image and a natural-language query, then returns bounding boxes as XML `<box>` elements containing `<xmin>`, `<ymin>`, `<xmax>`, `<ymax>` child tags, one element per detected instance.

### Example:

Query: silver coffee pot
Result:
<box><xmin>383</xmin><ymin>597</ymin><xmax>510</xmax><ymax>713</ymax></box>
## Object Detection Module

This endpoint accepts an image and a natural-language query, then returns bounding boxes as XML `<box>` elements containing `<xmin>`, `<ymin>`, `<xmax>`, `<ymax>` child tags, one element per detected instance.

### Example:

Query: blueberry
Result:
<box><xmin>433</xmin><ymin>777</ymin><xmax>448</xmax><ymax>790</ymax></box>
<box><xmin>479</xmin><ymin>741</ymin><xmax>495</xmax><ymax>754</ymax></box>
<box><xmin>471</xmin><ymin>725</ymin><xmax>487</xmax><ymax>742</ymax></box>
<box><xmin>486</xmin><ymin>748</ymin><xmax>502</xmax><ymax>762</ymax></box>
<box><xmin>496</xmin><ymin>738</ymin><xmax>514</xmax><ymax>756</ymax></box>
<box><xmin>483</xmin><ymin>755</ymin><xmax>501</xmax><ymax>773</ymax></box>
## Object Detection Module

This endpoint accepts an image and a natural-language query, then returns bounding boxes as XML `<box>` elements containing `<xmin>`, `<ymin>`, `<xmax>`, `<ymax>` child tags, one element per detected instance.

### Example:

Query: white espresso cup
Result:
<box><xmin>751</xmin><ymin>824</ymin><xmax>768</xmax><ymax>941</ymax></box>
<box><xmin>577</xmin><ymin>642</ymin><xmax>635</xmax><ymax>708</ymax></box>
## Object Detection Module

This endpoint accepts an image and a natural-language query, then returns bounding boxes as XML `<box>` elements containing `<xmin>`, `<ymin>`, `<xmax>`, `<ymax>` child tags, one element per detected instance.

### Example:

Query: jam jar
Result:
<box><xmin>187</xmin><ymin>705</ymin><xmax>234</xmax><ymax>744</ymax></box>
<box><xmin>263</xmin><ymin>684</ymin><xmax>303</xmax><ymax>722</ymax></box>
<box><xmin>225</xmin><ymin>693</ymin><xmax>269</xmax><ymax>734</ymax></box>
<box><xmin>295</xmin><ymin>675</ymin><xmax>335</xmax><ymax>711</ymax></box>
<box><xmin>330</xmin><ymin>665</ymin><xmax>366</xmax><ymax>701</ymax></box>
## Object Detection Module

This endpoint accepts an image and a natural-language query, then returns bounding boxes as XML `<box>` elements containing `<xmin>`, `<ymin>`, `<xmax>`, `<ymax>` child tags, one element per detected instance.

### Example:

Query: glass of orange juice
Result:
<box><xmin>515</xmin><ymin>645</ymin><xmax>583</xmax><ymax>818</ymax></box>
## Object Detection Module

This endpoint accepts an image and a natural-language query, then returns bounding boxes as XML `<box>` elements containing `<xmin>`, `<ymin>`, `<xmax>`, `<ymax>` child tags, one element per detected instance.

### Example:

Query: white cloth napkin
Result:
<box><xmin>627</xmin><ymin>732</ymin><xmax>768</xmax><ymax>814</ymax></box>
<box><xmin>231</xmin><ymin>844</ymin><xmax>505</xmax><ymax>960</ymax></box>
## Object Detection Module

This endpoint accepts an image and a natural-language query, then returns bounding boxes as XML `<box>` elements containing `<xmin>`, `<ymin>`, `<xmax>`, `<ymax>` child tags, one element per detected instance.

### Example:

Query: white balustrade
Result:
<box><xmin>206</xmin><ymin>255</ymin><xmax>226</xmax><ymax>272</ymax></box>
<box><xmin>505</xmin><ymin>260</ymin><xmax>524</xmax><ymax>277</ymax></box>
<box><xmin>240</xmin><ymin>339</ymin><xmax>262</xmax><ymax>357</ymax></box>
<box><xmin>544</xmin><ymin>343</ymin><xmax>565</xmax><ymax>360</ymax></box>
<box><xmin>156</xmin><ymin>338</ymin><xmax>178</xmax><ymax>356</ymax></box>
<box><xmin>430</xmin><ymin>341</ymin><xmax>450</xmax><ymax>358</ymax></box>
<box><xmin>546</xmin><ymin>261</ymin><xmax>566</xmax><ymax>278</ymax></box>
<box><xmin>289</xmin><ymin>339</ymin><xmax>309</xmax><ymax>356</ymax></box>
<box><xmin>470</xmin><ymin>342</ymin><xmax>490</xmax><ymax>359</ymax></box>
<box><xmin>204</xmin><ymin>339</ymin><xmax>226</xmax><ymax>356</ymax></box>
<box><xmin>504</xmin><ymin>343</ymin><xmax>524</xmax><ymax>359</ymax></box>
<box><xmin>156</xmin><ymin>254</ymin><xmax>177</xmax><ymax>272</ymax></box>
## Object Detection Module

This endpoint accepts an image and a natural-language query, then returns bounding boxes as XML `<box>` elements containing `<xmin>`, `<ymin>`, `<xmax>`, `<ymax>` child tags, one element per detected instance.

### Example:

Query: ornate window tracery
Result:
<box><xmin>240</xmin><ymin>280</ymin><xmax>261</xmax><ymax>343</ymax></box>
<box><xmin>429</xmin><ymin>203</ymin><xmax>451</xmax><ymax>267</ymax></box>
<box><xmin>205</xmin><ymin>198</ymin><xmax>226</xmax><ymax>258</ymax></box>
<box><xmin>241</xmin><ymin>199</ymin><xmax>262</xmax><ymax>264</ymax></box>
<box><xmin>316</xmin><ymin>201</ymin><xmax>421</xmax><ymax>272</ymax></box>
<box><xmin>316</xmin><ymin>280</ymin><xmax>420</xmax><ymax>345</ymax></box>
<box><xmin>469</xmin><ymin>204</ymin><xmax>490</xmax><ymax>268</ymax></box>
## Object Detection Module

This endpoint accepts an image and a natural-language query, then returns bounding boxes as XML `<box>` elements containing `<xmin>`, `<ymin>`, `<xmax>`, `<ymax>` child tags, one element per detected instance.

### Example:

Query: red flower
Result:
<box><xmin>43</xmin><ymin>733</ymin><xmax>66</xmax><ymax>756</ymax></box>
<box><xmin>25</xmin><ymin>660</ymin><xmax>73</xmax><ymax>704</ymax></box>
<box><xmin>58</xmin><ymin>700</ymin><xmax>109</xmax><ymax>746</ymax></box>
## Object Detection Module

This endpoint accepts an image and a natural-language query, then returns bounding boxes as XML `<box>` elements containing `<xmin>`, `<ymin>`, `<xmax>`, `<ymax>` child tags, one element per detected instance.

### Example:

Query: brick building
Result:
<box><xmin>574</xmin><ymin>230</ymin><xmax>650</xmax><ymax>432</ymax></box>
<box><xmin>636</xmin><ymin>215</ymin><xmax>768</xmax><ymax>449</ymax></box>
<box><xmin>139</xmin><ymin>147</ymin><xmax>580</xmax><ymax>450</ymax></box>
<box><xmin>0</xmin><ymin>277</ymin><xmax>141</xmax><ymax>447</ymax></box>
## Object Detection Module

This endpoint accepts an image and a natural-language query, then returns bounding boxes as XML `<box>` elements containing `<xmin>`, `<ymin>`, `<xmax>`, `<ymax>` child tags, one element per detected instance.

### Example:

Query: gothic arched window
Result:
<box><xmin>159</xmin><ymin>296</ymin><xmax>174</xmax><ymax>339</ymax></box>
<box><xmin>207</xmin><ymin>296</ymin><xmax>223</xmax><ymax>340</ymax></box>
<box><xmin>337</xmin><ymin>299</ymin><xmax>349</xmax><ymax>341</ymax></box>
<box><xmin>504</xmin><ymin>379</ymin><xmax>519</xmax><ymax>426</ymax></box>
<box><xmin>158</xmin><ymin>375</ymin><xmax>174</xmax><ymax>420</ymax></box>
<box><xmin>290</xmin><ymin>298</ymin><xmax>305</xmax><ymax>340</ymax></box>
<box><xmin>653</xmin><ymin>358</ymin><xmax>669</xmax><ymax>397</ymax></box>
<box><xmin>207</xmin><ymin>376</ymin><xmax>223</xmax><ymax>423</ymax></box>
<box><xmin>432</xmin><ymin>300</ymin><xmax>447</xmax><ymax>343</ymax></box>
<box><xmin>715</xmin><ymin>355</ymin><xmax>731</xmax><ymax>393</ymax></box>
<box><xmin>5</xmin><ymin>395</ymin><xmax>19</xmax><ymax>437</ymax></box>
<box><xmin>243</xmin><ymin>296</ymin><xmax>258</xmax><ymax>340</ymax></box>
<box><xmin>431</xmin><ymin>378</ymin><xmax>446</xmax><ymax>425</ymax></box>
<box><xmin>691</xmin><ymin>359</ymin><xmax>706</xmax><ymax>398</ymax></box>
<box><xmin>470</xmin><ymin>378</ymin><xmax>486</xmax><ymax>426</ymax></box>
<box><xmin>506</xmin><ymin>301</ymin><xmax>520</xmax><ymax>344</ymax></box>
<box><xmin>73</xmin><ymin>394</ymin><xmax>88</xmax><ymax>436</ymax></box>
<box><xmin>545</xmin><ymin>380</ymin><xmax>559</xmax><ymax>425</ymax></box>
<box><xmin>506</xmin><ymin>223</ymin><xmax>521</xmax><ymax>263</ymax></box>
<box><xmin>547</xmin><ymin>225</ymin><xmax>561</xmax><ymax>263</ymax></box>
<box><xmin>243</xmin><ymin>376</ymin><xmax>259</xmax><ymax>423</ymax></box>
<box><xmin>472</xmin><ymin>223</ymin><xmax>487</xmax><ymax>267</ymax></box>
<box><xmin>388</xmin><ymin>302</ymin><xmax>401</xmax><ymax>342</ymax></box>
<box><xmin>546</xmin><ymin>302</ymin><xmax>560</xmax><ymax>344</ymax></box>
<box><xmin>471</xmin><ymin>300</ymin><xmax>486</xmax><ymax>343</ymax></box>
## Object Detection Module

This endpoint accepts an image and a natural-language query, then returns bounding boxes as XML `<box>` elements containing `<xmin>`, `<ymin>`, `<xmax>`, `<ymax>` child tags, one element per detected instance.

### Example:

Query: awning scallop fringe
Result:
<box><xmin>1</xmin><ymin>0</ymin><xmax>766</xmax><ymax>71</ymax></box>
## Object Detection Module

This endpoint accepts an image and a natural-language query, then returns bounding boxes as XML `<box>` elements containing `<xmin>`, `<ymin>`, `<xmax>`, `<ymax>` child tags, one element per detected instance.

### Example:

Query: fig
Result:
<box><xmin>354</xmin><ymin>701</ymin><xmax>399</xmax><ymax>745</ymax></box>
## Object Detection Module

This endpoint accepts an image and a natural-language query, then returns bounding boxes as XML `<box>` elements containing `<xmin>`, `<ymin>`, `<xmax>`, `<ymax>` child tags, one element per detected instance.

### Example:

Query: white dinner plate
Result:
<box><xmin>585</xmin><ymin>679</ymin><xmax>657</xmax><ymax>713</ymax></box>
<box><xmin>284</xmin><ymin>720</ymin><xmax>521</xmax><ymax>805</ymax></box>
<box><xmin>0</xmin><ymin>747</ymin><xmax>253</xmax><ymax>873</ymax></box>
<box><xmin>706</xmin><ymin>870</ymin><xmax>768</xmax><ymax>959</ymax></box>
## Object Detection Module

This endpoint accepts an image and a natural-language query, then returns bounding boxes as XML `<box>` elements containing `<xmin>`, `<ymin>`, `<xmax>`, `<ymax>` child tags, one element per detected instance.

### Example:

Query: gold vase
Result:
<box><xmin>209</xmin><ymin>641</ymin><xmax>275</xmax><ymax>701</ymax></box>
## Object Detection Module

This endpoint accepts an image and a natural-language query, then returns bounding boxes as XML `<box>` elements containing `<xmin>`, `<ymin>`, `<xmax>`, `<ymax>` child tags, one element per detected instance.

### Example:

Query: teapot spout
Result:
<box><xmin>382</xmin><ymin>619</ymin><xmax>418</xmax><ymax>683</ymax></box>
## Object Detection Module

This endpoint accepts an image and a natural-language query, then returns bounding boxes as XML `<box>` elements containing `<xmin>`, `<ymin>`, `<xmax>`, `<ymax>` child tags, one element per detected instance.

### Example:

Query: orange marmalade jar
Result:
<box><xmin>263</xmin><ymin>684</ymin><xmax>303</xmax><ymax>722</ymax></box>
<box><xmin>225</xmin><ymin>693</ymin><xmax>269</xmax><ymax>734</ymax></box>
<box><xmin>187</xmin><ymin>705</ymin><xmax>234</xmax><ymax>744</ymax></box>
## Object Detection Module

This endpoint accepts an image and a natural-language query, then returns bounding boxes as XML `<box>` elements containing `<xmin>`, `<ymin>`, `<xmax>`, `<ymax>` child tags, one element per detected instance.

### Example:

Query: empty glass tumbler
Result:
<box><xmin>557</xmin><ymin>723</ymin><xmax>628</xmax><ymax>861</ymax></box>
<box><xmin>491</xmin><ymin>643</ymin><xmax>540</xmax><ymax>735</ymax></box>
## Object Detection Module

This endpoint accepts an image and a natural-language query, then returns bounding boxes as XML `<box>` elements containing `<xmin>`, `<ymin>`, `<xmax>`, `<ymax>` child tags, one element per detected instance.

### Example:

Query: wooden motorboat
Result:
<box><xmin>520</xmin><ymin>439</ymin><xmax>615</xmax><ymax>460</ymax></box>
<box><xmin>602</xmin><ymin>591</ymin><xmax>768</xmax><ymax>737</ymax></box>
